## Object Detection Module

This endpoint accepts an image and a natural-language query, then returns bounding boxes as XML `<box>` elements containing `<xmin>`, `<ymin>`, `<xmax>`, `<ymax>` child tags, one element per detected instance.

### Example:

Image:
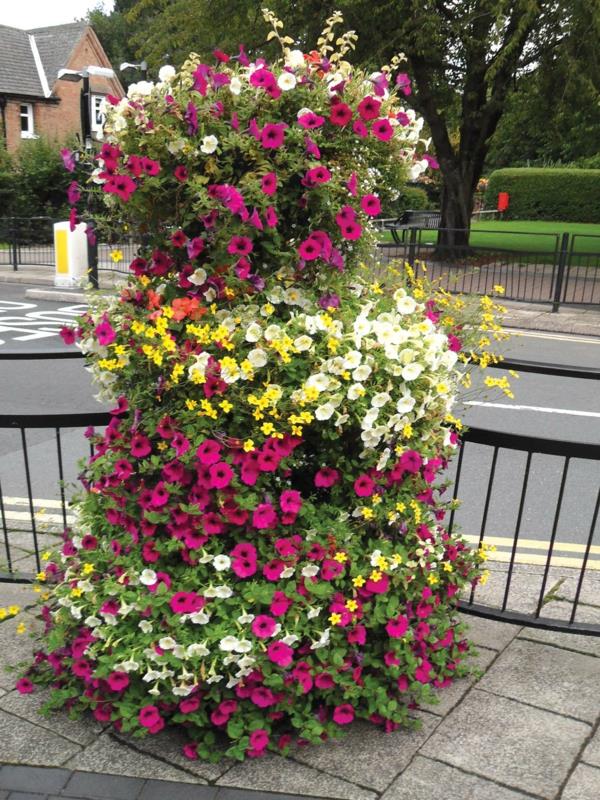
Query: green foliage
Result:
<box><xmin>486</xmin><ymin>168</ymin><xmax>600</xmax><ymax>222</ymax></box>
<box><xmin>0</xmin><ymin>138</ymin><xmax>71</xmax><ymax>219</ymax></box>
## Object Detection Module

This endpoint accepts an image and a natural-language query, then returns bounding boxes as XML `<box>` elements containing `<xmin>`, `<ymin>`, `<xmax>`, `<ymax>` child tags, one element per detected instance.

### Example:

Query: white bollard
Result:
<box><xmin>54</xmin><ymin>221</ymin><xmax>88</xmax><ymax>288</ymax></box>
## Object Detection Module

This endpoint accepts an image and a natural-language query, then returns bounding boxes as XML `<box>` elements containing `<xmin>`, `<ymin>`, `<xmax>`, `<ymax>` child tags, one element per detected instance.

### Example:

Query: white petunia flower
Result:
<box><xmin>353</xmin><ymin>365</ymin><xmax>372</xmax><ymax>381</ymax></box>
<box><xmin>186</xmin><ymin>643</ymin><xmax>209</xmax><ymax>657</ymax></box>
<box><xmin>159</xmin><ymin>637</ymin><xmax>177</xmax><ymax>650</ymax></box>
<box><xmin>286</xmin><ymin>50</ymin><xmax>306</xmax><ymax>69</ymax></box>
<box><xmin>245</xmin><ymin>322</ymin><xmax>262</xmax><ymax>342</ymax></box>
<box><xmin>402</xmin><ymin>363</ymin><xmax>424</xmax><ymax>381</ymax></box>
<box><xmin>396</xmin><ymin>296</ymin><xmax>417</xmax><ymax>314</ymax></box>
<box><xmin>247</xmin><ymin>348</ymin><xmax>268</xmax><ymax>368</ymax></box>
<box><xmin>139</xmin><ymin>569</ymin><xmax>158</xmax><ymax>586</ymax></box>
<box><xmin>200</xmin><ymin>135</ymin><xmax>219</xmax><ymax>154</ymax></box>
<box><xmin>277</xmin><ymin>71</ymin><xmax>297</xmax><ymax>91</ymax></box>
<box><xmin>343</xmin><ymin>350</ymin><xmax>362</xmax><ymax>369</ymax></box>
<box><xmin>372</xmin><ymin>392</ymin><xmax>391</xmax><ymax>408</ymax></box>
<box><xmin>189</xmin><ymin>267</ymin><xmax>207</xmax><ymax>286</ymax></box>
<box><xmin>139</xmin><ymin>620</ymin><xmax>153</xmax><ymax>634</ymax></box>
<box><xmin>315</xmin><ymin>403</ymin><xmax>335</xmax><ymax>420</ymax></box>
<box><xmin>172</xmin><ymin>684</ymin><xmax>194</xmax><ymax>696</ymax></box>
<box><xmin>220</xmin><ymin>636</ymin><xmax>241</xmax><ymax>652</ymax></box>
<box><xmin>396</xmin><ymin>395</ymin><xmax>416</xmax><ymax>413</ymax></box>
<box><xmin>347</xmin><ymin>383</ymin><xmax>365</xmax><ymax>400</ymax></box>
<box><xmin>158</xmin><ymin>65</ymin><xmax>176</xmax><ymax>82</ymax></box>
<box><xmin>190</xmin><ymin>610</ymin><xmax>210</xmax><ymax>624</ymax></box>
<box><xmin>213</xmin><ymin>585</ymin><xmax>233</xmax><ymax>599</ymax></box>
<box><xmin>237</xmin><ymin>613</ymin><xmax>255</xmax><ymax>624</ymax></box>
<box><xmin>229</xmin><ymin>76</ymin><xmax>242</xmax><ymax>95</ymax></box>
<box><xmin>213</xmin><ymin>555</ymin><xmax>231</xmax><ymax>572</ymax></box>
<box><xmin>294</xmin><ymin>335</ymin><xmax>313</xmax><ymax>351</ymax></box>
<box><xmin>302</xmin><ymin>565</ymin><xmax>319</xmax><ymax>577</ymax></box>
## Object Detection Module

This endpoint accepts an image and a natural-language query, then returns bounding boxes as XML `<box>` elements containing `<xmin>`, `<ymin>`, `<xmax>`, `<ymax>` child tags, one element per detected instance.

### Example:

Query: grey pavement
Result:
<box><xmin>1</xmin><ymin>580</ymin><xmax>600</xmax><ymax>800</ymax></box>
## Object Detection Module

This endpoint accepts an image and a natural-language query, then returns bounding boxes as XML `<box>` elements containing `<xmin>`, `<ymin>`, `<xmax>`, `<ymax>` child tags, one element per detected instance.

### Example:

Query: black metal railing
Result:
<box><xmin>379</xmin><ymin>227</ymin><xmax>600</xmax><ymax>311</ymax></box>
<box><xmin>1</xmin><ymin>352</ymin><xmax>599</xmax><ymax>635</ymax></box>
<box><xmin>0</xmin><ymin>216</ymin><xmax>57</xmax><ymax>269</ymax></box>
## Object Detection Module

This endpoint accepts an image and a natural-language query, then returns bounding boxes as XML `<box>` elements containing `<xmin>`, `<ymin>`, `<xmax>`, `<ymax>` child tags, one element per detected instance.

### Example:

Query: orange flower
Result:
<box><xmin>171</xmin><ymin>297</ymin><xmax>207</xmax><ymax>321</ymax></box>
<box><xmin>146</xmin><ymin>290</ymin><xmax>162</xmax><ymax>309</ymax></box>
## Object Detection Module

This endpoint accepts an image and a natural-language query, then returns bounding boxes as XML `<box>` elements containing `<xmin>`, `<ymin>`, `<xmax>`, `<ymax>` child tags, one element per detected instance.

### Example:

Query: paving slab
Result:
<box><xmin>217</xmin><ymin>752</ymin><xmax>377</xmax><ymax>800</ymax></box>
<box><xmin>381</xmin><ymin>755</ymin><xmax>532</xmax><ymax>800</ymax></box>
<box><xmin>420</xmin><ymin>689</ymin><xmax>589</xmax><ymax>799</ymax></box>
<box><xmin>0</xmin><ymin>765</ymin><xmax>69</xmax><ymax>794</ymax></box>
<box><xmin>113</xmin><ymin>727</ymin><xmax>234</xmax><ymax>783</ymax></box>
<box><xmin>561</xmin><ymin>763</ymin><xmax>600</xmax><ymax>800</ymax></box>
<box><xmin>0</xmin><ymin>585</ymin><xmax>39</xmax><ymax>611</ymax></box>
<box><xmin>60</xmin><ymin>771</ymin><xmax>144</xmax><ymax>800</ymax></box>
<box><xmin>0</xmin><ymin>689</ymin><xmax>103</xmax><ymax>746</ymax></box>
<box><xmin>64</xmin><ymin>733</ymin><xmax>200</xmax><ymax>783</ymax></box>
<box><xmin>140</xmin><ymin>780</ymin><xmax>218</xmax><ymax>800</ymax></box>
<box><xmin>289</xmin><ymin>713</ymin><xmax>439</xmax><ymax>792</ymax></box>
<box><xmin>466</xmin><ymin>569</ymin><xmax>541</xmax><ymax>614</ymax></box>
<box><xmin>0</xmin><ymin>615</ymin><xmax>41</xmax><ymax>691</ymax></box>
<box><xmin>518</xmin><ymin>602</ymin><xmax>600</xmax><ymax>658</ymax></box>
<box><xmin>582</xmin><ymin>725</ymin><xmax>600</xmax><ymax>767</ymax></box>
<box><xmin>478</xmin><ymin>638</ymin><xmax>600</xmax><ymax>722</ymax></box>
<box><xmin>0</xmin><ymin>709</ymin><xmax>80</xmax><ymax>767</ymax></box>
<box><xmin>458</xmin><ymin>613</ymin><xmax>521</xmax><ymax>652</ymax></box>
<box><xmin>423</xmin><ymin>646</ymin><xmax>497</xmax><ymax>718</ymax></box>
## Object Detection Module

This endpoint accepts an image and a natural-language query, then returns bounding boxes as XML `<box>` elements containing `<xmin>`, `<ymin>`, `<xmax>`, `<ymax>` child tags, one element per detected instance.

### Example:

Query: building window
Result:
<box><xmin>20</xmin><ymin>103</ymin><xmax>35</xmax><ymax>138</ymax></box>
<box><xmin>91</xmin><ymin>94</ymin><xmax>105</xmax><ymax>134</ymax></box>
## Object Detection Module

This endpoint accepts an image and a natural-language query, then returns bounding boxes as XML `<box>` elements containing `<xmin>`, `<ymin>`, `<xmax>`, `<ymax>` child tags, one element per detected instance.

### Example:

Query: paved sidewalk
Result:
<box><xmin>1</xmin><ymin>579</ymin><xmax>600</xmax><ymax>800</ymax></box>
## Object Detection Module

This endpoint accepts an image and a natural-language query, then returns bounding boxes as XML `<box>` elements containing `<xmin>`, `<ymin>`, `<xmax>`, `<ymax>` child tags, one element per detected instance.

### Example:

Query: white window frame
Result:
<box><xmin>91</xmin><ymin>94</ymin><xmax>105</xmax><ymax>134</ymax></box>
<box><xmin>19</xmin><ymin>103</ymin><xmax>35</xmax><ymax>138</ymax></box>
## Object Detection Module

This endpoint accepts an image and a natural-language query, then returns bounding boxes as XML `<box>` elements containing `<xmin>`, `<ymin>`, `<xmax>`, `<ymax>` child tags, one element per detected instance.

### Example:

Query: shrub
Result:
<box><xmin>382</xmin><ymin>185</ymin><xmax>431</xmax><ymax>217</ymax></box>
<box><xmin>0</xmin><ymin>137</ymin><xmax>71</xmax><ymax>220</ymax></box>
<box><xmin>485</xmin><ymin>167</ymin><xmax>600</xmax><ymax>222</ymax></box>
<box><xmin>18</xmin><ymin>10</ymin><xmax>501</xmax><ymax>763</ymax></box>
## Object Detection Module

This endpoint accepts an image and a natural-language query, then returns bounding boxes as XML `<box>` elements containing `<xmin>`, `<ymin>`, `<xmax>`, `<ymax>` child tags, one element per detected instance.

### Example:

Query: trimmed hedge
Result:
<box><xmin>485</xmin><ymin>168</ymin><xmax>600</xmax><ymax>222</ymax></box>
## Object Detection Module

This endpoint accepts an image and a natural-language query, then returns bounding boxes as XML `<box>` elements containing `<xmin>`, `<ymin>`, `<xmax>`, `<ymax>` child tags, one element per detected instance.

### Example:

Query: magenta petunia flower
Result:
<box><xmin>209</xmin><ymin>461</ymin><xmax>234</xmax><ymax>489</ymax></box>
<box><xmin>227</xmin><ymin>235</ymin><xmax>253</xmax><ymax>256</ymax></box>
<box><xmin>94</xmin><ymin>319</ymin><xmax>116</xmax><ymax>345</ymax></box>
<box><xmin>329</xmin><ymin>102</ymin><xmax>353</xmax><ymax>126</ymax></box>
<box><xmin>360</xmin><ymin>194</ymin><xmax>381</xmax><ymax>216</ymax></box>
<box><xmin>103</xmin><ymin>173</ymin><xmax>137</xmax><ymax>202</ymax></box>
<box><xmin>386</xmin><ymin>615</ymin><xmax>409</xmax><ymax>638</ymax></box>
<box><xmin>174</xmin><ymin>165</ymin><xmax>188</xmax><ymax>182</ymax></box>
<box><xmin>15</xmin><ymin>678</ymin><xmax>34</xmax><ymax>694</ymax></box>
<box><xmin>372</xmin><ymin>118</ymin><xmax>394</xmax><ymax>141</ymax></box>
<box><xmin>170</xmin><ymin>591</ymin><xmax>204</xmax><ymax>614</ymax></box>
<box><xmin>314</xmin><ymin>467</ymin><xmax>340</xmax><ymax>488</ymax></box>
<box><xmin>332</xmin><ymin>704</ymin><xmax>354</xmax><ymax>725</ymax></box>
<box><xmin>67</xmin><ymin>181</ymin><xmax>80</xmax><ymax>205</ymax></box>
<box><xmin>60</xmin><ymin>148</ymin><xmax>76</xmax><ymax>172</ymax></box>
<box><xmin>346</xmin><ymin>172</ymin><xmax>358</xmax><ymax>196</ymax></box>
<box><xmin>335</xmin><ymin>205</ymin><xmax>356</xmax><ymax>225</ymax></box>
<box><xmin>267</xmin><ymin>641</ymin><xmax>294</xmax><ymax>667</ymax></box>
<box><xmin>263</xmin><ymin>559</ymin><xmax>285</xmax><ymax>581</ymax></box>
<box><xmin>252</xmin><ymin>502</ymin><xmax>278</xmax><ymax>530</ymax></box>
<box><xmin>252</xmin><ymin>614</ymin><xmax>277</xmax><ymax>638</ymax></box>
<box><xmin>340</xmin><ymin>220</ymin><xmax>363</xmax><ymax>240</ymax></box>
<box><xmin>250</xmin><ymin>67</ymin><xmax>277</xmax><ymax>91</ymax></box>
<box><xmin>297</xmin><ymin>111</ymin><xmax>325</xmax><ymax>129</ymax></box>
<box><xmin>196</xmin><ymin>438</ymin><xmax>222</xmax><ymax>465</ymax></box>
<box><xmin>261</xmin><ymin>172</ymin><xmax>278</xmax><ymax>195</ymax></box>
<box><xmin>249</xmin><ymin>729</ymin><xmax>270</xmax><ymax>751</ymax></box>
<box><xmin>260</xmin><ymin>123</ymin><xmax>286</xmax><ymax>149</ymax></box>
<box><xmin>139</xmin><ymin>705</ymin><xmax>162</xmax><ymax>728</ymax></box>
<box><xmin>232</xmin><ymin>557</ymin><xmax>257</xmax><ymax>578</ymax></box>
<box><xmin>399</xmin><ymin>449</ymin><xmax>423</xmax><ymax>474</ymax></box>
<box><xmin>250</xmin><ymin>686</ymin><xmax>277</xmax><ymax>707</ymax></box>
<box><xmin>357</xmin><ymin>95</ymin><xmax>381</xmax><ymax>121</ymax></box>
<box><xmin>179</xmin><ymin>695</ymin><xmax>201</xmax><ymax>714</ymax></box>
<box><xmin>396</xmin><ymin>72</ymin><xmax>412</xmax><ymax>96</ymax></box>
<box><xmin>279</xmin><ymin>489</ymin><xmax>302</xmax><ymax>514</ymax></box>
<box><xmin>107</xmin><ymin>671</ymin><xmax>130</xmax><ymax>692</ymax></box>
<box><xmin>305</xmin><ymin>166</ymin><xmax>331</xmax><ymax>184</ymax></box>
<box><xmin>59</xmin><ymin>325</ymin><xmax>76</xmax><ymax>345</ymax></box>
<box><xmin>130</xmin><ymin>434</ymin><xmax>152</xmax><ymax>458</ymax></box>
<box><xmin>321</xmin><ymin>559</ymin><xmax>344</xmax><ymax>581</ymax></box>
<box><xmin>265</xmin><ymin>205</ymin><xmax>278</xmax><ymax>227</ymax></box>
<box><xmin>270</xmin><ymin>590</ymin><xmax>292</xmax><ymax>616</ymax></box>
<box><xmin>171</xmin><ymin>230</ymin><xmax>187</xmax><ymax>248</ymax></box>
<box><xmin>305</xmin><ymin>135</ymin><xmax>321</xmax><ymax>159</ymax></box>
<box><xmin>315</xmin><ymin>672</ymin><xmax>334</xmax><ymax>689</ymax></box>
<box><xmin>150</xmin><ymin>482</ymin><xmax>170</xmax><ymax>507</ymax></box>
<box><xmin>297</xmin><ymin>237</ymin><xmax>322</xmax><ymax>261</ymax></box>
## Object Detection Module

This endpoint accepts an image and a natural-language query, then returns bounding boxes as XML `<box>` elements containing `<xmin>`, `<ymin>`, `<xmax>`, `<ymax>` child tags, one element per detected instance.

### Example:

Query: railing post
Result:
<box><xmin>552</xmin><ymin>232</ymin><xmax>570</xmax><ymax>313</ymax></box>
<box><xmin>87</xmin><ymin>221</ymin><xmax>99</xmax><ymax>290</ymax></box>
<box><xmin>407</xmin><ymin>226</ymin><xmax>418</xmax><ymax>266</ymax></box>
<box><xmin>10</xmin><ymin>217</ymin><xmax>18</xmax><ymax>271</ymax></box>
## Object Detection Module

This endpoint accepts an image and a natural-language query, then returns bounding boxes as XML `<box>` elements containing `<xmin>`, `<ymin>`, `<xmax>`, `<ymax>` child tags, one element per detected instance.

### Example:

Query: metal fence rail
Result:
<box><xmin>1</xmin><ymin>353</ymin><xmax>599</xmax><ymax>635</ymax></box>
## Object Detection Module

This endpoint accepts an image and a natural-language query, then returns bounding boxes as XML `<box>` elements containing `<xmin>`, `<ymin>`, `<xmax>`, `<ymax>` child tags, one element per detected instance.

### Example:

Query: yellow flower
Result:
<box><xmin>8</xmin><ymin>605</ymin><xmax>20</xmax><ymax>616</ymax></box>
<box><xmin>82</xmin><ymin>563</ymin><xmax>94</xmax><ymax>575</ymax></box>
<box><xmin>110</xmin><ymin>249</ymin><xmax>124</xmax><ymax>263</ymax></box>
<box><xmin>375</xmin><ymin>555</ymin><xmax>388</xmax><ymax>570</ymax></box>
<box><xmin>329</xmin><ymin>612</ymin><xmax>342</xmax><ymax>625</ymax></box>
<box><xmin>71</xmin><ymin>587</ymin><xmax>83</xmax><ymax>597</ymax></box>
<box><xmin>427</xmin><ymin>573</ymin><xmax>439</xmax><ymax>585</ymax></box>
<box><xmin>480</xmin><ymin>569</ymin><xmax>491</xmax><ymax>586</ymax></box>
<box><xmin>157</xmin><ymin>441</ymin><xmax>168</xmax><ymax>451</ymax></box>
<box><xmin>219</xmin><ymin>400</ymin><xmax>233</xmax><ymax>413</ymax></box>
<box><xmin>391</xmin><ymin>553</ymin><xmax>403</xmax><ymax>566</ymax></box>
<box><xmin>41</xmin><ymin>551</ymin><xmax>51</xmax><ymax>561</ymax></box>
<box><xmin>402</xmin><ymin>424</ymin><xmax>413</xmax><ymax>438</ymax></box>
<box><xmin>0</xmin><ymin>608</ymin><xmax>6</xmax><ymax>620</ymax></box>
<box><xmin>16</xmin><ymin>622</ymin><xmax>26</xmax><ymax>634</ymax></box>
<box><xmin>395</xmin><ymin>502</ymin><xmax>406</xmax><ymax>513</ymax></box>
<box><xmin>243</xmin><ymin>439</ymin><xmax>255</xmax><ymax>452</ymax></box>
<box><xmin>369</xmin><ymin>570</ymin><xmax>382</xmax><ymax>582</ymax></box>
<box><xmin>493</xmin><ymin>284</ymin><xmax>505</xmax><ymax>294</ymax></box>
<box><xmin>36</xmin><ymin>571</ymin><xmax>47</xmax><ymax>582</ymax></box>
<box><xmin>261</xmin><ymin>422</ymin><xmax>275</xmax><ymax>436</ymax></box>
<box><xmin>185</xmin><ymin>399</ymin><xmax>198</xmax><ymax>411</ymax></box>
<box><xmin>361</xmin><ymin>507</ymin><xmax>374</xmax><ymax>519</ymax></box>
<box><xmin>352</xmin><ymin>575</ymin><xmax>366</xmax><ymax>588</ymax></box>
<box><xmin>443</xmin><ymin>562</ymin><xmax>453</xmax><ymax>572</ymax></box>
<box><xmin>333</xmin><ymin>552</ymin><xmax>347</xmax><ymax>563</ymax></box>
<box><xmin>346</xmin><ymin>599</ymin><xmax>358</xmax><ymax>612</ymax></box>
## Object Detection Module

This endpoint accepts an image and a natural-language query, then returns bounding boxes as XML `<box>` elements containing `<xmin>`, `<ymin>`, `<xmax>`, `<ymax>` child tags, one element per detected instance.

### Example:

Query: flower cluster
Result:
<box><xmin>20</xmin><ymin>10</ymin><xmax>506</xmax><ymax>762</ymax></box>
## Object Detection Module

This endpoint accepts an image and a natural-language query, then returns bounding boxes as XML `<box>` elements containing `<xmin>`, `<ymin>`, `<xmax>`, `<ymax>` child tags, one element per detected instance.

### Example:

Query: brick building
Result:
<box><xmin>0</xmin><ymin>21</ymin><xmax>124</xmax><ymax>153</ymax></box>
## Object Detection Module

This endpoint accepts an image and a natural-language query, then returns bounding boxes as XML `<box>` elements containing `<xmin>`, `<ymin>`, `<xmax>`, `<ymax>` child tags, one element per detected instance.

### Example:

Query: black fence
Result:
<box><xmin>0</xmin><ymin>216</ymin><xmax>56</xmax><ymax>269</ymax></box>
<box><xmin>1</xmin><ymin>352</ymin><xmax>599</xmax><ymax>635</ymax></box>
<box><xmin>379</xmin><ymin>227</ymin><xmax>600</xmax><ymax>310</ymax></box>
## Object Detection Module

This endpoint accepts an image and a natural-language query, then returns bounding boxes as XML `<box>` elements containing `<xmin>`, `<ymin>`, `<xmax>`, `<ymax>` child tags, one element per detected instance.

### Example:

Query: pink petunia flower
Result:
<box><xmin>267</xmin><ymin>641</ymin><xmax>294</xmax><ymax>667</ymax></box>
<box><xmin>386</xmin><ymin>615</ymin><xmax>409</xmax><ymax>638</ymax></box>
<box><xmin>279</xmin><ymin>489</ymin><xmax>302</xmax><ymax>514</ymax></box>
<box><xmin>314</xmin><ymin>467</ymin><xmax>340</xmax><ymax>487</ymax></box>
<box><xmin>396</xmin><ymin>72</ymin><xmax>412</xmax><ymax>96</ymax></box>
<box><xmin>252</xmin><ymin>614</ymin><xmax>277</xmax><ymax>638</ymax></box>
<box><xmin>305</xmin><ymin>166</ymin><xmax>331</xmax><ymax>185</ymax></box>
<box><xmin>15</xmin><ymin>678</ymin><xmax>34</xmax><ymax>694</ymax></box>
<box><xmin>260</xmin><ymin>123</ymin><xmax>286</xmax><ymax>149</ymax></box>
<box><xmin>252</xmin><ymin>502</ymin><xmax>278</xmax><ymax>530</ymax></box>
<box><xmin>94</xmin><ymin>319</ymin><xmax>116</xmax><ymax>345</ymax></box>
<box><xmin>209</xmin><ymin>461</ymin><xmax>234</xmax><ymax>489</ymax></box>
<box><xmin>372</xmin><ymin>118</ymin><xmax>394</xmax><ymax>141</ymax></box>
<box><xmin>297</xmin><ymin>237</ymin><xmax>322</xmax><ymax>261</ymax></box>
<box><xmin>297</xmin><ymin>111</ymin><xmax>325</xmax><ymax>129</ymax></box>
<box><xmin>321</xmin><ymin>559</ymin><xmax>344</xmax><ymax>581</ymax></box>
<box><xmin>196</xmin><ymin>439</ymin><xmax>222</xmax><ymax>465</ymax></box>
<box><xmin>352</xmin><ymin>119</ymin><xmax>368</xmax><ymax>138</ymax></box>
<box><xmin>261</xmin><ymin>172</ymin><xmax>278</xmax><ymax>195</ymax></box>
<box><xmin>130</xmin><ymin>434</ymin><xmax>151</xmax><ymax>458</ymax></box>
<box><xmin>265</xmin><ymin>205</ymin><xmax>278</xmax><ymax>227</ymax></box>
<box><xmin>107</xmin><ymin>671</ymin><xmax>130</xmax><ymax>692</ymax></box>
<box><xmin>354</xmin><ymin>474</ymin><xmax>375</xmax><ymax>497</ymax></box>
<box><xmin>332</xmin><ymin>704</ymin><xmax>354</xmax><ymax>725</ymax></box>
<box><xmin>227</xmin><ymin>235</ymin><xmax>253</xmax><ymax>256</ymax></box>
<box><xmin>360</xmin><ymin>194</ymin><xmax>381</xmax><ymax>216</ymax></box>
<box><xmin>329</xmin><ymin>102</ymin><xmax>353</xmax><ymax>126</ymax></box>
<box><xmin>139</xmin><ymin>705</ymin><xmax>162</xmax><ymax>728</ymax></box>
<box><xmin>357</xmin><ymin>95</ymin><xmax>382</xmax><ymax>121</ymax></box>
<box><xmin>174</xmin><ymin>165</ymin><xmax>188</xmax><ymax>182</ymax></box>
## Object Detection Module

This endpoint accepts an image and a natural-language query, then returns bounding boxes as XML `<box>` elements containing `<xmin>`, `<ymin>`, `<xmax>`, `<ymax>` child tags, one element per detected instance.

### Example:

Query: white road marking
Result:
<box><xmin>464</xmin><ymin>400</ymin><xmax>600</xmax><ymax>418</ymax></box>
<box><xmin>2</xmin><ymin>510</ymin><xmax>73</xmax><ymax>524</ymax></box>
<box><xmin>507</xmin><ymin>329</ymin><xmax>600</xmax><ymax>344</ymax></box>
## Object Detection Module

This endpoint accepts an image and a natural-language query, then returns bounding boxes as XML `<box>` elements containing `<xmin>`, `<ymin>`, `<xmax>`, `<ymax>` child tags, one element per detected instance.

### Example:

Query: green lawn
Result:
<box><xmin>381</xmin><ymin>220</ymin><xmax>600</xmax><ymax>255</ymax></box>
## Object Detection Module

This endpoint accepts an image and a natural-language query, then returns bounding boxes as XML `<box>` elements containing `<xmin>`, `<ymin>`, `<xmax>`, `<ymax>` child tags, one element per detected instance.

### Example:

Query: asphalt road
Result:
<box><xmin>1</xmin><ymin>283</ymin><xmax>599</xmax><ymax>569</ymax></box>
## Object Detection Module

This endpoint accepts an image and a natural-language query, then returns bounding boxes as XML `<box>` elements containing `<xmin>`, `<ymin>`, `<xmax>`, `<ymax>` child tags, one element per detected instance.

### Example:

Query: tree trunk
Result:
<box><xmin>436</xmin><ymin>167</ymin><xmax>476</xmax><ymax>260</ymax></box>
